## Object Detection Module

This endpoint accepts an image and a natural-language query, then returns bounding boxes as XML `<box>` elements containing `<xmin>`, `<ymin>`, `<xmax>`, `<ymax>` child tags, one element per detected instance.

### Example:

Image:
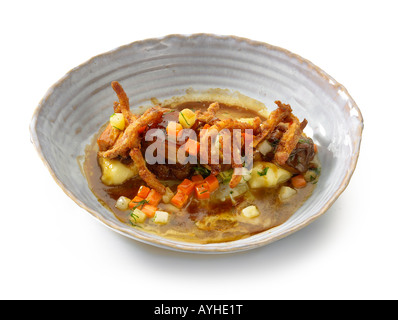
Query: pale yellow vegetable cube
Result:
<box><xmin>238</xmin><ymin>118</ymin><xmax>255</xmax><ymax>126</ymax></box>
<box><xmin>278</xmin><ymin>186</ymin><xmax>297</xmax><ymax>202</ymax></box>
<box><xmin>153</xmin><ymin>211</ymin><xmax>170</xmax><ymax>224</ymax></box>
<box><xmin>162</xmin><ymin>187</ymin><xmax>174</xmax><ymax>204</ymax></box>
<box><xmin>110</xmin><ymin>113</ymin><xmax>125</xmax><ymax>131</ymax></box>
<box><xmin>248</xmin><ymin>162</ymin><xmax>292</xmax><ymax>188</ymax></box>
<box><xmin>115</xmin><ymin>196</ymin><xmax>131</xmax><ymax>211</ymax></box>
<box><xmin>130</xmin><ymin>209</ymin><xmax>147</xmax><ymax>223</ymax></box>
<box><xmin>98</xmin><ymin>157</ymin><xmax>138</xmax><ymax>185</ymax></box>
<box><xmin>179</xmin><ymin>109</ymin><xmax>196</xmax><ymax>128</ymax></box>
<box><xmin>241</xmin><ymin>205</ymin><xmax>260</xmax><ymax>219</ymax></box>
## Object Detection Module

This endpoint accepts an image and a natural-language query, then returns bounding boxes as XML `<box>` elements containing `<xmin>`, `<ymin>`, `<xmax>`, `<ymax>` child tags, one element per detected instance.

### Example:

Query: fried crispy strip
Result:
<box><xmin>129</xmin><ymin>148</ymin><xmax>166</xmax><ymax>195</ymax></box>
<box><xmin>253</xmin><ymin>101</ymin><xmax>292</xmax><ymax>148</ymax></box>
<box><xmin>274</xmin><ymin>117</ymin><xmax>308</xmax><ymax>165</ymax></box>
<box><xmin>196</xmin><ymin>102</ymin><xmax>220</xmax><ymax>123</ymax></box>
<box><xmin>99</xmin><ymin>106</ymin><xmax>166</xmax><ymax>159</ymax></box>
<box><xmin>111</xmin><ymin>81</ymin><xmax>136</xmax><ymax>124</ymax></box>
<box><xmin>208</xmin><ymin>118</ymin><xmax>261</xmax><ymax>133</ymax></box>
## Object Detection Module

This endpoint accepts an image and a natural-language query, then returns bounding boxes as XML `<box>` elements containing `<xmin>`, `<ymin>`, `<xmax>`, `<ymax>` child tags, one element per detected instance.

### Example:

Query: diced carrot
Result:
<box><xmin>191</xmin><ymin>175</ymin><xmax>204</xmax><ymax>184</ymax></box>
<box><xmin>184</xmin><ymin>138</ymin><xmax>200</xmax><ymax>156</ymax></box>
<box><xmin>291</xmin><ymin>174</ymin><xmax>307</xmax><ymax>189</ymax></box>
<box><xmin>166</xmin><ymin>121</ymin><xmax>183</xmax><ymax>138</ymax></box>
<box><xmin>204</xmin><ymin>175</ymin><xmax>219</xmax><ymax>192</ymax></box>
<box><xmin>177</xmin><ymin>179</ymin><xmax>195</xmax><ymax>195</ymax></box>
<box><xmin>137</xmin><ymin>185</ymin><xmax>150</xmax><ymax>198</ymax></box>
<box><xmin>128</xmin><ymin>196</ymin><xmax>145</xmax><ymax>209</ymax></box>
<box><xmin>314</xmin><ymin>143</ymin><xmax>318</xmax><ymax>153</ymax></box>
<box><xmin>195</xmin><ymin>182</ymin><xmax>210</xmax><ymax>200</ymax></box>
<box><xmin>141</xmin><ymin>204</ymin><xmax>157</xmax><ymax>218</ymax></box>
<box><xmin>145</xmin><ymin>189</ymin><xmax>162</xmax><ymax>206</ymax></box>
<box><xmin>171</xmin><ymin>190</ymin><xmax>189</xmax><ymax>209</ymax></box>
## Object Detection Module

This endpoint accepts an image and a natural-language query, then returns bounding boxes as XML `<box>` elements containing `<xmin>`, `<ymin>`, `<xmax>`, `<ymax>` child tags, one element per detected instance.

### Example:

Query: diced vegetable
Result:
<box><xmin>195</xmin><ymin>183</ymin><xmax>210</xmax><ymax>200</ymax></box>
<box><xmin>291</xmin><ymin>174</ymin><xmax>307</xmax><ymax>189</ymax></box>
<box><xmin>177</xmin><ymin>179</ymin><xmax>196</xmax><ymax>195</ymax></box>
<box><xmin>240</xmin><ymin>167</ymin><xmax>252</xmax><ymax>183</ymax></box>
<box><xmin>128</xmin><ymin>196</ymin><xmax>146</xmax><ymax>209</ymax></box>
<box><xmin>241</xmin><ymin>205</ymin><xmax>260</xmax><ymax>219</ymax></box>
<box><xmin>171</xmin><ymin>190</ymin><xmax>189</xmax><ymax>208</ymax></box>
<box><xmin>137</xmin><ymin>185</ymin><xmax>151</xmax><ymax>198</ymax></box>
<box><xmin>278</xmin><ymin>186</ymin><xmax>297</xmax><ymax>202</ymax></box>
<box><xmin>137</xmin><ymin>125</ymin><xmax>147</xmax><ymax>134</ymax></box>
<box><xmin>145</xmin><ymin>189</ymin><xmax>162</xmax><ymax>206</ymax></box>
<box><xmin>211</xmin><ymin>182</ymin><xmax>248</xmax><ymax>202</ymax></box>
<box><xmin>204</xmin><ymin>175</ymin><xmax>219</xmax><ymax>192</ymax></box>
<box><xmin>110</xmin><ymin>113</ymin><xmax>125</xmax><ymax>131</ymax></box>
<box><xmin>98</xmin><ymin>157</ymin><xmax>138</xmax><ymax>186</ymax></box>
<box><xmin>166</xmin><ymin>121</ymin><xmax>183</xmax><ymax>138</ymax></box>
<box><xmin>152</xmin><ymin>211</ymin><xmax>170</xmax><ymax>224</ymax></box>
<box><xmin>179</xmin><ymin>109</ymin><xmax>197</xmax><ymax>129</ymax></box>
<box><xmin>130</xmin><ymin>209</ymin><xmax>147</xmax><ymax>223</ymax></box>
<box><xmin>314</xmin><ymin>143</ymin><xmax>318</xmax><ymax>153</ymax></box>
<box><xmin>141</xmin><ymin>204</ymin><xmax>157</xmax><ymax>218</ymax></box>
<box><xmin>304</xmin><ymin>169</ymin><xmax>318</xmax><ymax>183</ymax></box>
<box><xmin>162</xmin><ymin>187</ymin><xmax>174</xmax><ymax>204</ymax></box>
<box><xmin>115</xmin><ymin>196</ymin><xmax>131</xmax><ymax>211</ymax></box>
<box><xmin>248</xmin><ymin>161</ymin><xmax>292</xmax><ymax>188</ymax></box>
<box><xmin>184</xmin><ymin>138</ymin><xmax>200</xmax><ymax>156</ymax></box>
<box><xmin>257</xmin><ymin>140</ymin><xmax>273</xmax><ymax>155</ymax></box>
<box><xmin>191</xmin><ymin>175</ymin><xmax>204</xmax><ymax>184</ymax></box>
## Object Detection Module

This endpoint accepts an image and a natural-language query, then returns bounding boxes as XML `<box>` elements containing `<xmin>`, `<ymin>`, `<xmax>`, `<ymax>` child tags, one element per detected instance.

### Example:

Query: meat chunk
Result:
<box><xmin>280</xmin><ymin>136</ymin><xmax>315</xmax><ymax>173</ymax></box>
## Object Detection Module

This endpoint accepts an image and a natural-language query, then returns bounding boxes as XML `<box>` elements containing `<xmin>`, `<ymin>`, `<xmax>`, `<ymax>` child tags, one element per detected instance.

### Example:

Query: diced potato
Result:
<box><xmin>257</xmin><ymin>140</ymin><xmax>273</xmax><ymax>155</ymax></box>
<box><xmin>248</xmin><ymin>161</ymin><xmax>292</xmax><ymax>188</ymax></box>
<box><xmin>278</xmin><ymin>186</ymin><xmax>297</xmax><ymax>202</ymax></box>
<box><xmin>130</xmin><ymin>209</ymin><xmax>147</xmax><ymax>223</ymax></box>
<box><xmin>304</xmin><ymin>170</ymin><xmax>318</xmax><ymax>183</ymax></box>
<box><xmin>152</xmin><ymin>211</ymin><xmax>170</xmax><ymax>224</ymax></box>
<box><xmin>115</xmin><ymin>196</ymin><xmax>131</xmax><ymax>211</ymax></box>
<box><xmin>162</xmin><ymin>187</ymin><xmax>174</xmax><ymax>204</ymax></box>
<box><xmin>179</xmin><ymin>108</ymin><xmax>196</xmax><ymax>128</ymax></box>
<box><xmin>98</xmin><ymin>157</ymin><xmax>138</xmax><ymax>185</ymax></box>
<box><xmin>110</xmin><ymin>113</ymin><xmax>125</xmax><ymax>131</ymax></box>
<box><xmin>241</xmin><ymin>205</ymin><xmax>260</xmax><ymax>219</ymax></box>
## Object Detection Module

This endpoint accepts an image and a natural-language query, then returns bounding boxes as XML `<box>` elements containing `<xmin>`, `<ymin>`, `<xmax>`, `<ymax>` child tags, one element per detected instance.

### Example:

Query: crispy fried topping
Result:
<box><xmin>98</xmin><ymin>82</ymin><xmax>310</xmax><ymax>190</ymax></box>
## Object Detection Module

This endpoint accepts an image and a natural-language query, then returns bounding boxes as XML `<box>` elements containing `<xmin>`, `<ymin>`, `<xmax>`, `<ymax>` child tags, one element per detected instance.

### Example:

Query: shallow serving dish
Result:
<box><xmin>30</xmin><ymin>34</ymin><xmax>363</xmax><ymax>253</ymax></box>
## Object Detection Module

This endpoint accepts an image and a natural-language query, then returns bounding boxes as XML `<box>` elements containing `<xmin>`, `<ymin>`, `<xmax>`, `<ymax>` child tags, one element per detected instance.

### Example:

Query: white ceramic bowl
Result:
<box><xmin>30</xmin><ymin>34</ymin><xmax>363</xmax><ymax>253</ymax></box>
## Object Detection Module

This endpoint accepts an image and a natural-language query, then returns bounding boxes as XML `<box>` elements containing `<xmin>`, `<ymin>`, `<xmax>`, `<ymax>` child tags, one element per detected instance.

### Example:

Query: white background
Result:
<box><xmin>1</xmin><ymin>0</ymin><xmax>397</xmax><ymax>300</ymax></box>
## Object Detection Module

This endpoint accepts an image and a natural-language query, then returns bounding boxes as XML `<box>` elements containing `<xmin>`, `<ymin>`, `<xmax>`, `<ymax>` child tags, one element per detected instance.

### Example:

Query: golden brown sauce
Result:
<box><xmin>83</xmin><ymin>102</ymin><xmax>316</xmax><ymax>243</ymax></box>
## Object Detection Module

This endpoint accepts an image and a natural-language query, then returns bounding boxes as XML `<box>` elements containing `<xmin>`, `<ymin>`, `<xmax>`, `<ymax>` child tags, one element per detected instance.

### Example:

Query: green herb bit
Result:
<box><xmin>257</xmin><ymin>167</ymin><xmax>269</xmax><ymax>176</ymax></box>
<box><xmin>180</xmin><ymin>111</ymin><xmax>190</xmax><ymax>126</ymax></box>
<box><xmin>131</xmin><ymin>199</ymin><xmax>148</xmax><ymax>211</ymax></box>
<box><xmin>194</xmin><ymin>165</ymin><xmax>211</xmax><ymax>178</ymax></box>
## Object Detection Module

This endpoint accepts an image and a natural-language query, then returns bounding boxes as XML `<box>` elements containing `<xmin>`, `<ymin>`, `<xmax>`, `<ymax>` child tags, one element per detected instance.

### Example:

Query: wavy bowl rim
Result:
<box><xmin>29</xmin><ymin>33</ymin><xmax>364</xmax><ymax>254</ymax></box>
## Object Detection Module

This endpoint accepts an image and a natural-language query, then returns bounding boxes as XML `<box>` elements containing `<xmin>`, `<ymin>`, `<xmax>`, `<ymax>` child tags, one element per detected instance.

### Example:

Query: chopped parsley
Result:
<box><xmin>257</xmin><ymin>167</ymin><xmax>269</xmax><ymax>176</ymax></box>
<box><xmin>130</xmin><ymin>199</ymin><xmax>148</xmax><ymax>211</ymax></box>
<box><xmin>180</xmin><ymin>111</ymin><xmax>190</xmax><ymax>126</ymax></box>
